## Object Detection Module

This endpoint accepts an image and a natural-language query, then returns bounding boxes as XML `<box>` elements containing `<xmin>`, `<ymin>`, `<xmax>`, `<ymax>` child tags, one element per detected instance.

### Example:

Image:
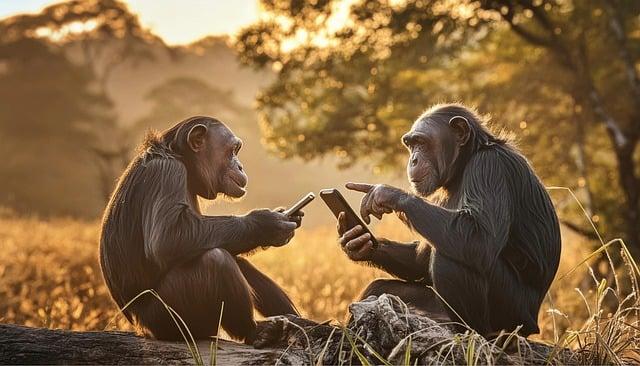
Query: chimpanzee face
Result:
<box><xmin>402</xmin><ymin>115</ymin><xmax>469</xmax><ymax>197</ymax></box>
<box><xmin>187</xmin><ymin>122</ymin><xmax>248</xmax><ymax>199</ymax></box>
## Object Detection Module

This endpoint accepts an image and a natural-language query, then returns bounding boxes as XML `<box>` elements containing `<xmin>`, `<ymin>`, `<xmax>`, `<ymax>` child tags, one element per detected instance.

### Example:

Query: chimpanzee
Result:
<box><xmin>338</xmin><ymin>103</ymin><xmax>561</xmax><ymax>337</ymax></box>
<box><xmin>100</xmin><ymin>116</ymin><xmax>303</xmax><ymax>342</ymax></box>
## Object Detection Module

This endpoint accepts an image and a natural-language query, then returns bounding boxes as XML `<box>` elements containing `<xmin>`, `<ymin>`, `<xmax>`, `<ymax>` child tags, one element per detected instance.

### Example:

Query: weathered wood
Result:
<box><xmin>0</xmin><ymin>323</ymin><xmax>307</xmax><ymax>365</ymax></box>
<box><xmin>0</xmin><ymin>295</ymin><xmax>574</xmax><ymax>365</ymax></box>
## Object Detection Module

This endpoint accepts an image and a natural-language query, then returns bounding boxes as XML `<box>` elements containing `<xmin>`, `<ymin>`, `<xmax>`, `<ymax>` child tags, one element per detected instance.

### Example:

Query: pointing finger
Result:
<box><xmin>346</xmin><ymin>182</ymin><xmax>374</xmax><ymax>193</ymax></box>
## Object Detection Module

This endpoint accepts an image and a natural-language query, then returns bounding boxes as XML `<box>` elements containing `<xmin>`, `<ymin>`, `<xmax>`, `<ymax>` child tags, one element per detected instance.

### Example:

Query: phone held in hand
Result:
<box><xmin>283</xmin><ymin>192</ymin><xmax>315</xmax><ymax>217</ymax></box>
<box><xmin>319</xmin><ymin>188</ymin><xmax>378</xmax><ymax>247</ymax></box>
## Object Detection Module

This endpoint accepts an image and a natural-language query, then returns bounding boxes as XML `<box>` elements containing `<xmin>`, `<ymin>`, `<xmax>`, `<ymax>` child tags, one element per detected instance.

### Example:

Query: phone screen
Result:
<box><xmin>319</xmin><ymin>188</ymin><xmax>378</xmax><ymax>247</ymax></box>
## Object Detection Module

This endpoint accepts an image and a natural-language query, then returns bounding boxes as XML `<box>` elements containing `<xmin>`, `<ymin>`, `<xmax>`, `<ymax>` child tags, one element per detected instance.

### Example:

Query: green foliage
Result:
<box><xmin>236</xmin><ymin>0</ymin><xmax>640</xmax><ymax>248</ymax></box>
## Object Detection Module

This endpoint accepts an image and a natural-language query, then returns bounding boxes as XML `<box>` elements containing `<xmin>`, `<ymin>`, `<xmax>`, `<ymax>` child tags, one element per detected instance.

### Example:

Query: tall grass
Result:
<box><xmin>0</xmin><ymin>200</ymin><xmax>638</xmax><ymax>364</ymax></box>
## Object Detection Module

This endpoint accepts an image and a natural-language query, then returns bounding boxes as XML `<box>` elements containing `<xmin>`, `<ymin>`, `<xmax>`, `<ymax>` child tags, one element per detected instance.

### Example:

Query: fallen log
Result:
<box><xmin>0</xmin><ymin>294</ymin><xmax>574</xmax><ymax>365</ymax></box>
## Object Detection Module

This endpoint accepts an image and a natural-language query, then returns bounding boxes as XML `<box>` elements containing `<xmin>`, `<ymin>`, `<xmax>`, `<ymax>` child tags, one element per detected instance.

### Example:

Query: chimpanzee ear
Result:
<box><xmin>449</xmin><ymin>116</ymin><xmax>471</xmax><ymax>146</ymax></box>
<box><xmin>187</xmin><ymin>124</ymin><xmax>208</xmax><ymax>152</ymax></box>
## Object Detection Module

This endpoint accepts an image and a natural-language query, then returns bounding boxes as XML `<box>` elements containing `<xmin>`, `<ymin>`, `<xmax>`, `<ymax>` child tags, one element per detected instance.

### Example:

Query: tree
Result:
<box><xmin>0</xmin><ymin>36</ymin><xmax>109</xmax><ymax>216</ymax></box>
<box><xmin>0</xmin><ymin>0</ymin><xmax>172</xmax><ymax>204</ymax></box>
<box><xmin>236</xmin><ymin>0</ymin><xmax>640</xmax><ymax>258</ymax></box>
<box><xmin>1</xmin><ymin>0</ymin><xmax>171</xmax><ymax>202</ymax></box>
<box><xmin>133</xmin><ymin>77</ymin><xmax>249</xmax><ymax>135</ymax></box>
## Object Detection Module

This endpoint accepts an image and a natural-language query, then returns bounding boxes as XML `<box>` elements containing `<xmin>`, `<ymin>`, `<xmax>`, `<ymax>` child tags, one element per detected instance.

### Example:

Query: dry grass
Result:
<box><xmin>0</xmin><ymin>210</ymin><xmax>638</xmax><ymax>364</ymax></box>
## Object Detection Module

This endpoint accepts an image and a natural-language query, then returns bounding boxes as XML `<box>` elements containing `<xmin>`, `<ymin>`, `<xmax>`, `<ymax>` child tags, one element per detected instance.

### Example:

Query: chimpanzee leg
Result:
<box><xmin>431</xmin><ymin>253</ymin><xmax>491</xmax><ymax>335</ymax></box>
<box><xmin>487</xmin><ymin>260</ymin><xmax>541</xmax><ymax>336</ymax></box>
<box><xmin>235</xmin><ymin>257</ymin><xmax>299</xmax><ymax>317</ymax></box>
<box><xmin>136</xmin><ymin>248</ymin><xmax>256</xmax><ymax>341</ymax></box>
<box><xmin>359</xmin><ymin>279</ymin><xmax>448</xmax><ymax>320</ymax></box>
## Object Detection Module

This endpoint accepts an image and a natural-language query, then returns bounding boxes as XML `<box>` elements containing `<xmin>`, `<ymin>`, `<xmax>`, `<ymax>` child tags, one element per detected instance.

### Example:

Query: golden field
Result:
<box><xmin>0</xmin><ymin>208</ymin><xmax>599</xmax><ymax>343</ymax></box>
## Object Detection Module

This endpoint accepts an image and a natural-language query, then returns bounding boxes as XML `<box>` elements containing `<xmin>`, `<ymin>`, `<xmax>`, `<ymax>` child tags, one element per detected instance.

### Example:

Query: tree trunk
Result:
<box><xmin>614</xmin><ymin>143</ymin><xmax>640</xmax><ymax>259</ymax></box>
<box><xmin>0</xmin><ymin>295</ymin><xmax>575</xmax><ymax>365</ymax></box>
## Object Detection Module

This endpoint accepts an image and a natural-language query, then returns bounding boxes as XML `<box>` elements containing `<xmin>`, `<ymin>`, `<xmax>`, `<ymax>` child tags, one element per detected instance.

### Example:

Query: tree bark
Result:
<box><xmin>0</xmin><ymin>295</ymin><xmax>575</xmax><ymax>365</ymax></box>
<box><xmin>613</xmin><ymin>144</ymin><xmax>640</xmax><ymax>258</ymax></box>
<box><xmin>0</xmin><ymin>323</ymin><xmax>307</xmax><ymax>365</ymax></box>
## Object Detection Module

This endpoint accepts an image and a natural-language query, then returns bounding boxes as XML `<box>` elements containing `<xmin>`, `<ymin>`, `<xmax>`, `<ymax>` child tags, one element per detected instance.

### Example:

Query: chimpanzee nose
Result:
<box><xmin>411</xmin><ymin>156</ymin><xmax>418</xmax><ymax>166</ymax></box>
<box><xmin>238</xmin><ymin>162</ymin><xmax>244</xmax><ymax>171</ymax></box>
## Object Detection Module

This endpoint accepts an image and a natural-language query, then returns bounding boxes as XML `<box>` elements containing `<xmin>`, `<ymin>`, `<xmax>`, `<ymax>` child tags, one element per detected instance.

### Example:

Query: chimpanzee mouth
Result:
<box><xmin>230</xmin><ymin>175</ymin><xmax>247</xmax><ymax>193</ymax></box>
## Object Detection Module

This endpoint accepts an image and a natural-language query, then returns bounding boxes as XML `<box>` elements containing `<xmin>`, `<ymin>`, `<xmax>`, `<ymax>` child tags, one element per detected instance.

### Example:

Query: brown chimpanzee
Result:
<box><xmin>338</xmin><ymin>103</ymin><xmax>561</xmax><ymax>337</ymax></box>
<box><xmin>100</xmin><ymin>116</ymin><xmax>302</xmax><ymax>342</ymax></box>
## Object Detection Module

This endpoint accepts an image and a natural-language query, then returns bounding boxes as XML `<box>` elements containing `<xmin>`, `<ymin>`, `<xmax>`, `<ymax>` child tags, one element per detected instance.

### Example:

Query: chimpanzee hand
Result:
<box><xmin>337</xmin><ymin>212</ymin><xmax>375</xmax><ymax>261</ymax></box>
<box><xmin>275</xmin><ymin>207</ymin><xmax>304</xmax><ymax>228</ymax></box>
<box><xmin>245</xmin><ymin>209</ymin><xmax>298</xmax><ymax>247</ymax></box>
<box><xmin>346</xmin><ymin>182</ymin><xmax>408</xmax><ymax>224</ymax></box>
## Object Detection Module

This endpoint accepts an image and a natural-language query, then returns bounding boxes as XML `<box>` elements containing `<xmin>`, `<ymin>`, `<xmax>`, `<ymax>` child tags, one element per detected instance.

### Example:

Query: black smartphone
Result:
<box><xmin>283</xmin><ymin>192</ymin><xmax>315</xmax><ymax>216</ymax></box>
<box><xmin>319</xmin><ymin>188</ymin><xmax>378</xmax><ymax>247</ymax></box>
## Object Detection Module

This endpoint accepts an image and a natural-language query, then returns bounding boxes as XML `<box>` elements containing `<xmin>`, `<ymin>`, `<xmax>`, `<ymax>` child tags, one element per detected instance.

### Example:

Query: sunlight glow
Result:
<box><xmin>125</xmin><ymin>0</ymin><xmax>261</xmax><ymax>44</ymax></box>
<box><xmin>0</xmin><ymin>0</ymin><xmax>262</xmax><ymax>45</ymax></box>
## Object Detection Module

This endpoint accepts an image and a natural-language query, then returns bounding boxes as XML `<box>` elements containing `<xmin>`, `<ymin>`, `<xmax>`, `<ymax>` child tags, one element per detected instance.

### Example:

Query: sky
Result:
<box><xmin>0</xmin><ymin>0</ymin><xmax>261</xmax><ymax>45</ymax></box>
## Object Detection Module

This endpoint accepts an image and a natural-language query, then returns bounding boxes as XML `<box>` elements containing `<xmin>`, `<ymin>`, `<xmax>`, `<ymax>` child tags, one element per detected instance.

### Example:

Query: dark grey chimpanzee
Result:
<box><xmin>100</xmin><ymin>116</ymin><xmax>302</xmax><ymax>343</ymax></box>
<box><xmin>338</xmin><ymin>103</ymin><xmax>561</xmax><ymax>337</ymax></box>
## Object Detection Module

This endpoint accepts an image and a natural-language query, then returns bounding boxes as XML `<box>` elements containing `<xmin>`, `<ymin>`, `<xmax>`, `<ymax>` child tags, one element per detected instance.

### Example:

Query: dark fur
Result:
<box><xmin>361</xmin><ymin>104</ymin><xmax>561</xmax><ymax>336</ymax></box>
<box><xmin>99</xmin><ymin>116</ymin><xmax>298</xmax><ymax>341</ymax></box>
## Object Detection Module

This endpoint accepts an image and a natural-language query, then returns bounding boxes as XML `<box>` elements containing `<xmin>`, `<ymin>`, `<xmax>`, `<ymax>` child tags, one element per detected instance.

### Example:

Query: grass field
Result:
<box><xmin>0</xmin><ymin>209</ymin><xmax>638</xmax><ymax>363</ymax></box>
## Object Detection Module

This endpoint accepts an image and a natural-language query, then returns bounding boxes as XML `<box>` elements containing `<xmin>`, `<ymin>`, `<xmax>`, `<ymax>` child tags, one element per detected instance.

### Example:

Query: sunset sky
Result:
<box><xmin>0</xmin><ymin>0</ymin><xmax>261</xmax><ymax>45</ymax></box>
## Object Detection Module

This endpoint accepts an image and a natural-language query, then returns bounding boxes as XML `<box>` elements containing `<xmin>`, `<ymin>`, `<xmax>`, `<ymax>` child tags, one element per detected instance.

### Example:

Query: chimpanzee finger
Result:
<box><xmin>290</xmin><ymin>214</ymin><xmax>303</xmax><ymax>228</ymax></box>
<box><xmin>346</xmin><ymin>182</ymin><xmax>374</xmax><ymax>193</ymax></box>
<box><xmin>346</xmin><ymin>233</ymin><xmax>371</xmax><ymax>251</ymax></box>
<box><xmin>288</xmin><ymin>209</ymin><xmax>304</xmax><ymax>220</ymax></box>
<box><xmin>289</xmin><ymin>217</ymin><xmax>301</xmax><ymax>228</ymax></box>
<box><xmin>341</xmin><ymin>224</ymin><xmax>365</xmax><ymax>243</ymax></box>
<box><xmin>360</xmin><ymin>193</ymin><xmax>373</xmax><ymax>224</ymax></box>
<box><xmin>370</xmin><ymin>200</ymin><xmax>385</xmax><ymax>220</ymax></box>
<box><xmin>279</xmin><ymin>221</ymin><xmax>297</xmax><ymax>232</ymax></box>
<box><xmin>355</xmin><ymin>241</ymin><xmax>373</xmax><ymax>258</ymax></box>
<box><xmin>285</xmin><ymin>231</ymin><xmax>295</xmax><ymax>243</ymax></box>
<box><xmin>337</xmin><ymin>212</ymin><xmax>347</xmax><ymax>235</ymax></box>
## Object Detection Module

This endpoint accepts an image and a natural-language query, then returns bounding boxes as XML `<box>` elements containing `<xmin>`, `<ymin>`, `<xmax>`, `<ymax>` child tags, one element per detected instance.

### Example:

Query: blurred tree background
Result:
<box><xmin>0</xmin><ymin>0</ymin><xmax>388</xmax><ymax>226</ymax></box>
<box><xmin>236</xmin><ymin>0</ymin><xmax>640</xmax><ymax>259</ymax></box>
<box><xmin>1</xmin><ymin>0</ymin><xmax>640</xmax><ymax>347</ymax></box>
<box><xmin>0</xmin><ymin>0</ymin><xmax>165</xmax><ymax>214</ymax></box>
<box><xmin>1</xmin><ymin>0</ymin><xmax>639</xmax><ymax>257</ymax></box>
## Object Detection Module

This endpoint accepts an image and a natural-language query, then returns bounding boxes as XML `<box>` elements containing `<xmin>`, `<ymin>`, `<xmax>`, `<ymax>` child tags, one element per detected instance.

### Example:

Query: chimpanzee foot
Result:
<box><xmin>249</xmin><ymin>314</ymin><xmax>318</xmax><ymax>349</ymax></box>
<box><xmin>248</xmin><ymin>315</ymin><xmax>290</xmax><ymax>349</ymax></box>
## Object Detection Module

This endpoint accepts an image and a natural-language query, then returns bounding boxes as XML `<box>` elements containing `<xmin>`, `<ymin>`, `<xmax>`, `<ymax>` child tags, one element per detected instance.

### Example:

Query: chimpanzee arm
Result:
<box><xmin>368</xmin><ymin>240</ymin><xmax>429</xmax><ymax>282</ymax></box>
<box><xmin>141</xmin><ymin>158</ymin><xmax>259</xmax><ymax>270</ymax></box>
<box><xmin>397</xmin><ymin>151</ymin><xmax>512</xmax><ymax>274</ymax></box>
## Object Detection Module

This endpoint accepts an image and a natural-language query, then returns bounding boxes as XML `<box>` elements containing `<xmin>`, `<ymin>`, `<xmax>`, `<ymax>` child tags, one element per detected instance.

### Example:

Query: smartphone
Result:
<box><xmin>319</xmin><ymin>188</ymin><xmax>378</xmax><ymax>247</ymax></box>
<box><xmin>283</xmin><ymin>192</ymin><xmax>315</xmax><ymax>216</ymax></box>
